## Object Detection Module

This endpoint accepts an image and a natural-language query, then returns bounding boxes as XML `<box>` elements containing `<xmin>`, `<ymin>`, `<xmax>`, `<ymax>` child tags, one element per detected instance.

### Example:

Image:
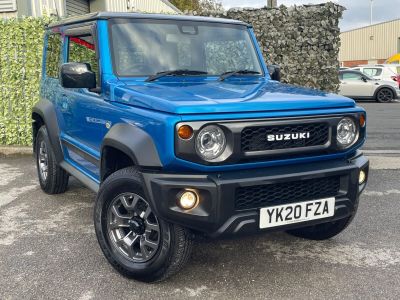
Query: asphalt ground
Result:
<box><xmin>0</xmin><ymin>102</ymin><xmax>399</xmax><ymax>300</ymax></box>
<box><xmin>358</xmin><ymin>101</ymin><xmax>400</xmax><ymax>150</ymax></box>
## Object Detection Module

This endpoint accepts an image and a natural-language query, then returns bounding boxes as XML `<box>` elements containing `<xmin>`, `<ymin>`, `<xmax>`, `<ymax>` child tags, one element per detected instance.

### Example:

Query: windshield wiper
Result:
<box><xmin>145</xmin><ymin>69</ymin><xmax>208</xmax><ymax>82</ymax></box>
<box><xmin>218</xmin><ymin>70</ymin><xmax>261</xmax><ymax>81</ymax></box>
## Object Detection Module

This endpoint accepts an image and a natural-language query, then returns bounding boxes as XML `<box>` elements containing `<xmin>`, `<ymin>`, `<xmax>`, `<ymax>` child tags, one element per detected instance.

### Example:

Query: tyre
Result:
<box><xmin>286</xmin><ymin>215</ymin><xmax>354</xmax><ymax>240</ymax></box>
<box><xmin>376</xmin><ymin>88</ymin><xmax>394</xmax><ymax>103</ymax></box>
<box><xmin>35</xmin><ymin>126</ymin><xmax>69</xmax><ymax>194</ymax></box>
<box><xmin>94</xmin><ymin>167</ymin><xmax>193</xmax><ymax>282</ymax></box>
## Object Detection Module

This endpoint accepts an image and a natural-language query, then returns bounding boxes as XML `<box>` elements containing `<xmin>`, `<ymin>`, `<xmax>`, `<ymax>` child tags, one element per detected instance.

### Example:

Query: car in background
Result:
<box><xmin>339</xmin><ymin>67</ymin><xmax>349</xmax><ymax>71</ymax></box>
<box><xmin>339</xmin><ymin>70</ymin><xmax>400</xmax><ymax>103</ymax></box>
<box><xmin>351</xmin><ymin>65</ymin><xmax>399</xmax><ymax>86</ymax></box>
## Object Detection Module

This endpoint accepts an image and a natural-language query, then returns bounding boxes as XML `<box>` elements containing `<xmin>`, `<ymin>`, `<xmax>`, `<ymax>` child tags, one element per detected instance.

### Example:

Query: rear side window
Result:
<box><xmin>363</xmin><ymin>68</ymin><xmax>382</xmax><ymax>77</ymax></box>
<box><xmin>45</xmin><ymin>33</ymin><xmax>62</xmax><ymax>78</ymax></box>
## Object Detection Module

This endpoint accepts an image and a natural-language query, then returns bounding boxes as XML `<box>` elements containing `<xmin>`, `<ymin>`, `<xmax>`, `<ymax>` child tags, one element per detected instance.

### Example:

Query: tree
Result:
<box><xmin>170</xmin><ymin>0</ymin><xmax>223</xmax><ymax>12</ymax></box>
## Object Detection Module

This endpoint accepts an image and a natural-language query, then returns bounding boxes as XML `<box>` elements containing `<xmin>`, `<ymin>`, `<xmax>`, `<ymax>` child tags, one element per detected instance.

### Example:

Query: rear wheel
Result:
<box><xmin>286</xmin><ymin>215</ymin><xmax>354</xmax><ymax>240</ymax></box>
<box><xmin>35</xmin><ymin>126</ymin><xmax>69</xmax><ymax>194</ymax></box>
<box><xmin>376</xmin><ymin>88</ymin><xmax>394</xmax><ymax>103</ymax></box>
<box><xmin>94</xmin><ymin>167</ymin><xmax>193</xmax><ymax>282</ymax></box>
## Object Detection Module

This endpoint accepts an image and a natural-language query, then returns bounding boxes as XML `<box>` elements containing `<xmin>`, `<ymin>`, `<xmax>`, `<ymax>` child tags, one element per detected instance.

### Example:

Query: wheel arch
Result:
<box><xmin>32</xmin><ymin>100</ymin><xmax>64</xmax><ymax>162</ymax></box>
<box><xmin>100</xmin><ymin>124</ymin><xmax>163</xmax><ymax>182</ymax></box>
<box><xmin>373</xmin><ymin>85</ymin><xmax>396</xmax><ymax>100</ymax></box>
<box><xmin>32</xmin><ymin>112</ymin><xmax>44</xmax><ymax>152</ymax></box>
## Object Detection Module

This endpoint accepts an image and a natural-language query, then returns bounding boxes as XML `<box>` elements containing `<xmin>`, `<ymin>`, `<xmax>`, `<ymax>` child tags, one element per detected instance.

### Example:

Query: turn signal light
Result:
<box><xmin>178</xmin><ymin>125</ymin><xmax>194</xmax><ymax>140</ymax></box>
<box><xmin>177</xmin><ymin>190</ymin><xmax>199</xmax><ymax>210</ymax></box>
<box><xmin>359</xmin><ymin>114</ymin><xmax>366</xmax><ymax>128</ymax></box>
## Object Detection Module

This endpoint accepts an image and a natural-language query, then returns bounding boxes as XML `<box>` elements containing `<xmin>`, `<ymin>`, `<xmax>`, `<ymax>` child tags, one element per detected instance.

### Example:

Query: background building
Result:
<box><xmin>0</xmin><ymin>0</ymin><xmax>180</xmax><ymax>18</ymax></box>
<box><xmin>339</xmin><ymin>18</ymin><xmax>400</xmax><ymax>67</ymax></box>
<box><xmin>267</xmin><ymin>0</ymin><xmax>277</xmax><ymax>8</ymax></box>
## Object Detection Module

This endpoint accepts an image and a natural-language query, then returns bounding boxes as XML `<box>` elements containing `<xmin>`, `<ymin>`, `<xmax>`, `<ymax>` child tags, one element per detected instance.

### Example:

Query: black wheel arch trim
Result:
<box><xmin>100</xmin><ymin>123</ymin><xmax>163</xmax><ymax>181</ymax></box>
<box><xmin>32</xmin><ymin>99</ymin><xmax>64</xmax><ymax>163</ymax></box>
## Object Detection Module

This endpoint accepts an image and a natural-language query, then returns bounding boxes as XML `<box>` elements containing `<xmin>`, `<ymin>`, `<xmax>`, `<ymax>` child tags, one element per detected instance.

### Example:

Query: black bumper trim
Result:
<box><xmin>141</xmin><ymin>152</ymin><xmax>369</xmax><ymax>237</ymax></box>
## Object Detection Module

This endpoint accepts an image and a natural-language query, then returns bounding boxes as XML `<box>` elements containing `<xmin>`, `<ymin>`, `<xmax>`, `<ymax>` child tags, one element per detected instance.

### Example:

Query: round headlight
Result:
<box><xmin>337</xmin><ymin>117</ymin><xmax>357</xmax><ymax>148</ymax></box>
<box><xmin>195</xmin><ymin>125</ymin><xmax>226</xmax><ymax>161</ymax></box>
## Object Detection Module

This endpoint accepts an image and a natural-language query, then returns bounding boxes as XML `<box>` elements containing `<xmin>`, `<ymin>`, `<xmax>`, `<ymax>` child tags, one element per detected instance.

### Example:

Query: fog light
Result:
<box><xmin>177</xmin><ymin>190</ymin><xmax>199</xmax><ymax>210</ymax></box>
<box><xmin>359</xmin><ymin>170</ymin><xmax>366</xmax><ymax>184</ymax></box>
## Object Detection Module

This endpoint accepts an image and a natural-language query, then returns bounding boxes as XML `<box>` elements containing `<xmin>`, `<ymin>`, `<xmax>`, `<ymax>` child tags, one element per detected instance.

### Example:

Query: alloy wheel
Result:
<box><xmin>107</xmin><ymin>193</ymin><xmax>160</xmax><ymax>262</ymax></box>
<box><xmin>377</xmin><ymin>89</ymin><xmax>393</xmax><ymax>102</ymax></box>
<box><xmin>38</xmin><ymin>140</ymin><xmax>49</xmax><ymax>181</ymax></box>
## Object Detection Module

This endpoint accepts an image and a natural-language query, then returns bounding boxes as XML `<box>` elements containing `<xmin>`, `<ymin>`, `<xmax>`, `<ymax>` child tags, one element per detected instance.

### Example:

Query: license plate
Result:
<box><xmin>259</xmin><ymin>198</ymin><xmax>335</xmax><ymax>229</ymax></box>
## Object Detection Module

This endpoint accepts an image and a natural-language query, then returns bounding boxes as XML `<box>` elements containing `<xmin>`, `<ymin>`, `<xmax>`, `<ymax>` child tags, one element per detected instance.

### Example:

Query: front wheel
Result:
<box><xmin>376</xmin><ymin>88</ymin><xmax>394</xmax><ymax>103</ymax></box>
<box><xmin>286</xmin><ymin>215</ymin><xmax>354</xmax><ymax>240</ymax></box>
<box><xmin>94</xmin><ymin>167</ymin><xmax>193</xmax><ymax>282</ymax></box>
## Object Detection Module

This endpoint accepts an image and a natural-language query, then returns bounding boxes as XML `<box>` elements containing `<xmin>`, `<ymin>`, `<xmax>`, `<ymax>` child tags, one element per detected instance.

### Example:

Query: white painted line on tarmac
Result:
<box><xmin>258</xmin><ymin>239</ymin><xmax>400</xmax><ymax>268</ymax></box>
<box><xmin>364</xmin><ymin>150</ymin><xmax>400</xmax><ymax>154</ymax></box>
<box><xmin>368</xmin><ymin>156</ymin><xmax>400</xmax><ymax>170</ymax></box>
<box><xmin>364</xmin><ymin>190</ymin><xmax>400</xmax><ymax>197</ymax></box>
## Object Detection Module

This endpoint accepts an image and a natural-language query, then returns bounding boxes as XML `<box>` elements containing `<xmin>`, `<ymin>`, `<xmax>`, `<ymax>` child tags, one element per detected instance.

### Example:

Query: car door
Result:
<box><xmin>41</xmin><ymin>31</ymin><xmax>64</xmax><ymax>130</ymax></box>
<box><xmin>339</xmin><ymin>71</ymin><xmax>374</xmax><ymax>97</ymax></box>
<box><xmin>58</xmin><ymin>24</ymin><xmax>109</xmax><ymax>178</ymax></box>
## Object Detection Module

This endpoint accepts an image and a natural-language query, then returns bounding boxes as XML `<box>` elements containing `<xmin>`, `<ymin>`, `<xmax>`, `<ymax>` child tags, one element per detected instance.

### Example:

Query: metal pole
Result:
<box><xmin>370</xmin><ymin>0</ymin><xmax>373</xmax><ymax>25</ymax></box>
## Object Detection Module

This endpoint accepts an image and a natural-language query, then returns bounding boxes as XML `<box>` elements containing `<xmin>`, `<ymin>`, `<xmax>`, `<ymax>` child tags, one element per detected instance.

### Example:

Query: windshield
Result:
<box><xmin>109</xmin><ymin>19</ymin><xmax>263</xmax><ymax>77</ymax></box>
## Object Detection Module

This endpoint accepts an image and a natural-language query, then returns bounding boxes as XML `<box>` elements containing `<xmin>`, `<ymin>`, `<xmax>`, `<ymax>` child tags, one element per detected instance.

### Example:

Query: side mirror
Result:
<box><xmin>361</xmin><ymin>76</ymin><xmax>368</xmax><ymax>82</ymax></box>
<box><xmin>60</xmin><ymin>62</ymin><xmax>96</xmax><ymax>89</ymax></box>
<box><xmin>268</xmin><ymin>64</ymin><xmax>281</xmax><ymax>82</ymax></box>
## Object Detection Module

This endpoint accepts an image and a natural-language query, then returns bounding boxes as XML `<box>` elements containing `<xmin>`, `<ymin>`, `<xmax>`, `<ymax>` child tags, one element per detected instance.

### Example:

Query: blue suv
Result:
<box><xmin>33</xmin><ymin>12</ymin><xmax>369</xmax><ymax>282</ymax></box>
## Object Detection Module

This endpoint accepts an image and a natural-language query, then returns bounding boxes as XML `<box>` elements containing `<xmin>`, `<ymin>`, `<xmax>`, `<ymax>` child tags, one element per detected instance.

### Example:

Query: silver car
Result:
<box><xmin>339</xmin><ymin>70</ymin><xmax>400</xmax><ymax>103</ymax></box>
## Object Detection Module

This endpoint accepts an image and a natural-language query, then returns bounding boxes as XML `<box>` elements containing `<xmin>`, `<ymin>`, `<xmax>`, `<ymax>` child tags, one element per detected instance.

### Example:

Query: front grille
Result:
<box><xmin>235</xmin><ymin>176</ymin><xmax>340</xmax><ymax>210</ymax></box>
<box><xmin>241</xmin><ymin>123</ymin><xmax>329</xmax><ymax>152</ymax></box>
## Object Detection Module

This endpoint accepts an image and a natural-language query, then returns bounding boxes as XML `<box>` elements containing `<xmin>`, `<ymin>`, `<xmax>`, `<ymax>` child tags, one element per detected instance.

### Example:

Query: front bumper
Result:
<box><xmin>142</xmin><ymin>152</ymin><xmax>369</xmax><ymax>237</ymax></box>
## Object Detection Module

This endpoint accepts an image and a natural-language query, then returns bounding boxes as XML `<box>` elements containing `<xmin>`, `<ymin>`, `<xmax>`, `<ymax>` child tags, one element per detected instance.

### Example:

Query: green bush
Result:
<box><xmin>0</xmin><ymin>17</ymin><xmax>52</xmax><ymax>146</ymax></box>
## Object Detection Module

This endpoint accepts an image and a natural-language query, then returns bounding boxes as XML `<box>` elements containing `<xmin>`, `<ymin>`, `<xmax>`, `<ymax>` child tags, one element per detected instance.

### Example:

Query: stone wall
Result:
<box><xmin>193</xmin><ymin>2</ymin><xmax>344</xmax><ymax>92</ymax></box>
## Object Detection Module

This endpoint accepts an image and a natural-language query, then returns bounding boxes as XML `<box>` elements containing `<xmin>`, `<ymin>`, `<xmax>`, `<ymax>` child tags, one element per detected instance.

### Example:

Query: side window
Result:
<box><xmin>45</xmin><ymin>33</ymin><xmax>62</xmax><ymax>78</ymax></box>
<box><xmin>68</xmin><ymin>35</ymin><xmax>99</xmax><ymax>85</ymax></box>
<box><xmin>342</xmin><ymin>72</ymin><xmax>362</xmax><ymax>81</ymax></box>
<box><xmin>363</xmin><ymin>68</ymin><xmax>382</xmax><ymax>77</ymax></box>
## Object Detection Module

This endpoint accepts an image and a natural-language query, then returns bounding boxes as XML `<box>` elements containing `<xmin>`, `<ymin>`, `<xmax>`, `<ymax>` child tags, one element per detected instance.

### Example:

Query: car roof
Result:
<box><xmin>358</xmin><ymin>64</ymin><xmax>400</xmax><ymax>68</ymax></box>
<box><xmin>339</xmin><ymin>70</ymin><xmax>363</xmax><ymax>74</ymax></box>
<box><xmin>357</xmin><ymin>65</ymin><xmax>383</xmax><ymax>68</ymax></box>
<box><xmin>376</xmin><ymin>64</ymin><xmax>400</xmax><ymax>66</ymax></box>
<box><xmin>47</xmin><ymin>12</ymin><xmax>249</xmax><ymax>29</ymax></box>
